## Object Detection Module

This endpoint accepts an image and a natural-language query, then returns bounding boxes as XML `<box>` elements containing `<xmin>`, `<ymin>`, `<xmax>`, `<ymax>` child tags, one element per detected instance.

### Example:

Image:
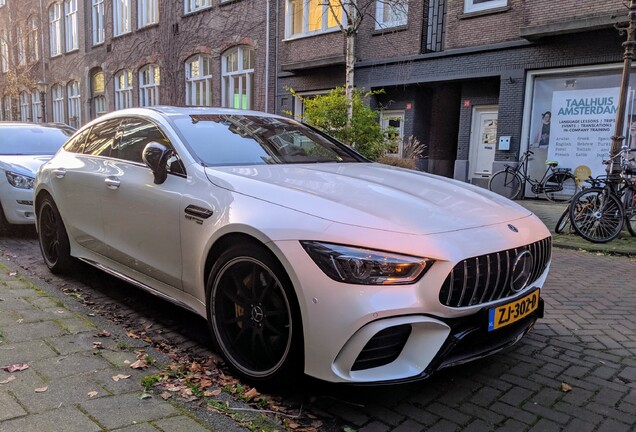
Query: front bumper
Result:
<box><xmin>0</xmin><ymin>183</ymin><xmax>36</xmax><ymax>225</ymax></box>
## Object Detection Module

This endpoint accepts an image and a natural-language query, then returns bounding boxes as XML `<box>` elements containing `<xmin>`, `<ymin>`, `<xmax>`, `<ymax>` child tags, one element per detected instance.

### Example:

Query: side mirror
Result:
<box><xmin>142</xmin><ymin>142</ymin><xmax>173</xmax><ymax>185</ymax></box>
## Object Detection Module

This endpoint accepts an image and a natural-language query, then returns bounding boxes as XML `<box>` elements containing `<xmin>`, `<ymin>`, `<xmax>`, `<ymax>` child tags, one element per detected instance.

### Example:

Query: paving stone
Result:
<box><xmin>32</xmin><ymin>352</ymin><xmax>112</xmax><ymax>380</ymax></box>
<box><xmin>393</xmin><ymin>403</ymin><xmax>438</xmax><ymax>426</ymax></box>
<box><xmin>79</xmin><ymin>393</ymin><xmax>178</xmax><ymax>429</ymax></box>
<box><xmin>45</xmin><ymin>333</ymin><xmax>102</xmax><ymax>355</ymax></box>
<box><xmin>461</xmin><ymin>419</ymin><xmax>493</xmax><ymax>432</ymax></box>
<box><xmin>522</xmin><ymin>401</ymin><xmax>571</xmax><ymax>424</ymax></box>
<box><xmin>0</xmin><ymin>367</ymin><xmax>48</xmax><ymax>394</ymax></box>
<box><xmin>0</xmin><ymin>406</ymin><xmax>101</xmax><ymax>432</ymax></box>
<box><xmin>496</xmin><ymin>419</ymin><xmax>528</xmax><ymax>432</ymax></box>
<box><xmin>0</xmin><ymin>390</ymin><xmax>27</xmax><ymax>421</ymax></box>
<box><xmin>528</xmin><ymin>418</ymin><xmax>562</xmax><ymax>432</ymax></box>
<box><xmin>562</xmin><ymin>418</ymin><xmax>597</xmax><ymax>432</ymax></box>
<box><xmin>112</xmin><ymin>424</ymin><xmax>160</xmax><ymax>432</ymax></box>
<box><xmin>359</xmin><ymin>421</ymin><xmax>392</xmax><ymax>432</ymax></box>
<box><xmin>426</xmin><ymin>403</ymin><xmax>470</xmax><ymax>426</ymax></box>
<box><xmin>1</xmin><ymin>321</ymin><xmax>66</xmax><ymax>343</ymax></box>
<box><xmin>500</xmin><ymin>386</ymin><xmax>533</xmax><ymax>406</ymax></box>
<box><xmin>0</xmin><ymin>339</ymin><xmax>58</xmax><ymax>364</ymax></box>
<box><xmin>392</xmin><ymin>419</ymin><xmax>426</xmax><ymax>432</ymax></box>
<box><xmin>426</xmin><ymin>419</ymin><xmax>461</xmax><ymax>432</ymax></box>
<box><xmin>153</xmin><ymin>415</ymin><xmax>212</xmax><ymax>432</ymax></box>
<box><xmin>618</xmin><ymin>366</ymin><xmax>636</xmax><ymax>383</ymax></box>
<box><xmin>12</xmin><ymin>374</ymin><xmax>107</xmax><ymax>413</ymax></box>
<box><xmin>490</xmin><ymin>402</ymin><xmax>538</xmax><ymax>425</ymax></box>
<box><xmin>596</xmin><ymin>419</ymin><xmax>632</xmax><ymax>432</ymax></box>
<box><xmin>458</xmin><ymin>402</ymin><xmax>505</xmax><ymax>425</ymax></box>
<box><xmin>54</xmin><ymin>317</ymin><xmax>97</xmax><ymax>334</ymax></box>
<box><xmin>12</xmin><ymin>308</ymin><xmax>73</xmax><ymax>323</ymax></box>
<box><xmin>327</xmin><ymin>402</ymin><xmax>371</xmax><ymax>426</ymax></box>
<box><xmin>26</xmin><ymin>296</ymin><xmax>64</xmax><ymax>309</ymax></box>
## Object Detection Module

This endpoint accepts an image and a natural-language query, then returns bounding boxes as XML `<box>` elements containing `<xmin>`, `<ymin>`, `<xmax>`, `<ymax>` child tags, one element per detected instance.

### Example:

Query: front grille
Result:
<box><xmin>439</xmin><ymin>237</ymin><xmax>551</xmax><ymax>308</ymax></box>
<box><xmin>351</xmin><ymin>325</ymin><xmax>412</xmax><ymax>371</ymax></box>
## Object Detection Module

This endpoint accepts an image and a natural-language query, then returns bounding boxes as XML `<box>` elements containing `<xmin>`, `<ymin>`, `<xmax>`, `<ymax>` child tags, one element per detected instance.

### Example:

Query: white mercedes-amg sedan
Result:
<box><xmin>35</xmin><ymin>107</ymin><xmax>551</xmax><ymax>385</ymax></box>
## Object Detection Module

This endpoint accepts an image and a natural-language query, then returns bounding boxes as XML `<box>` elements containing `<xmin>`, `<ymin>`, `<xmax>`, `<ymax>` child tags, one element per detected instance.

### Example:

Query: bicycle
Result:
<box><xmin>568</xmin><ymin>146</ymin><xmax>636</xmax><ymax>243</ymax></box>
<box><xmin>488</xmin><ymin>150</ymin><xmax>579</xmax><ymax>202</ymax></box>
<box><xmin>555</xmin><ymin>176</ymin><xmax>604</xmax><ymax>234</ymax></box>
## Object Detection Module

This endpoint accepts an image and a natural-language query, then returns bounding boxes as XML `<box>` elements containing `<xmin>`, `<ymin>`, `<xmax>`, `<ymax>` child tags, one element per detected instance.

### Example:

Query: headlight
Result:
<box><xmin>301</xmin><ymin>241</ymin><xmax>434</xmax><ymax>285</ymax></box>
<box><xmin>6</xmin><ymin>171</ymin><xmax>35</xmax><ymax>190</ymax></box>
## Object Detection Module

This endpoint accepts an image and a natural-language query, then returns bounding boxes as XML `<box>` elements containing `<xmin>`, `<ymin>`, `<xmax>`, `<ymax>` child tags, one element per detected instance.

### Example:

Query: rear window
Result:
<box><xmin>0</xmin><ymin>126</ymin><xmax>73</xmax><ymax>155</ymax></box>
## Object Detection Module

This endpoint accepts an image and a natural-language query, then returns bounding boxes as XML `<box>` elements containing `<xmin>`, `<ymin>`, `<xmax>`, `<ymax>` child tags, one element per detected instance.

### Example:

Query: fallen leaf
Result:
<box><xmin>34</xmin><ymin>386</ymin><xmax>48</xmax><ymax>393</ymax></box>
<box><xmin>87</xmin><ymin>391</ymin><xmax>98</xmax><ymax>398</ymax></box>
<box><xmin>95</xmin><ymin>330</ymin><xmax>111</xmax><ymax>338</ymax></box>
<box><xmin>243</xmin><ymin>387</ymin><xmax>259</xmax><ymax>400</ymax></box>
<box><xmin>561</xmin><ymin>383</ymin><xmax>572</xmax><ymax>392</ymax></box>
<box><xmin>139</xmin><ymin>392</ymin><xmax>152</xmax><ymax>400</ymax></box>
<box><xmin>160</xmin><ymin>392</ymin><xmax>172</xmax><ymax>400</ymax></box>
<box><xmin>3</xmin><ymin>363</ymin><xmax>29</xmax><ymax>373</ymax></box>
<box><xmin>9</xmin><ymin>272</ymin><xmax>17</xmax><ymax>276</ymax></box>
<box><xmin>0</xmin><ymin>376</ymin><xmax>16</xmax><ymax>384</ymax></box>
<box><xmin>130</xmin><ymin>359</ymin><xmax>148</xmax><ymax>369</ymax></box>
<box><xmin>112</xmin><ymin>374</ymin><xmax>131</xmax><ymax>382</ymax></box>
<box><xmin>286</xmin><ymin>421</ymin><xmax>300</xmax><ymax>429</ymax></box>
<box><xmin>92</xmin><ymin>342</ymin><xmax>104</xmax><ymax>350</ymax></box>
<box><xmin>203</xmin><ymin>388</ymin><xmax>222</xmax><ymax>397</ymax></box>
<box><xmin>199</xmin><ymin>379</ymin><xmax>213</xmax><ymax>389</ymax></box>
<box><xmin>127</xmin><ymin>331</ymin><xmax>140</xmax><ymax>339</ymax></box>
<box><xmin>143</xmin><ymin>337</ymin><xmax>152</xmax><ymax>343</ymax></box>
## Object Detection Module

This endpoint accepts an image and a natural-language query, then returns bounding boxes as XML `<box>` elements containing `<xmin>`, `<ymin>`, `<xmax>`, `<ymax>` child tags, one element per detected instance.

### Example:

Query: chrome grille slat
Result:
<box><xmin>439</xmin><ymin>237</ymin><xmax>552</xmax><ymax>308</ymax></box>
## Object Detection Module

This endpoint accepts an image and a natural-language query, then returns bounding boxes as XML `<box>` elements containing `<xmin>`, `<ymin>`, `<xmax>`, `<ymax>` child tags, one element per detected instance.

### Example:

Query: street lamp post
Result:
<box><xmin>36</xmin><ymin>80</ymin><xmax>48</xmax><ymax>123</ymax></box>
<box><xmin>610</xmin><ymin>0</ymin><xmax>636</xmax><ymax>174</ymax></box>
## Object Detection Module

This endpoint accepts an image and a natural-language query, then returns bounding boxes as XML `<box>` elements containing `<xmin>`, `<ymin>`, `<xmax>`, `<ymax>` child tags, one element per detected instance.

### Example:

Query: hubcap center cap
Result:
<box><xmin>251</xmin><ymin>305</ymin><xmax>264</xmax><ymax>323</ymax></box>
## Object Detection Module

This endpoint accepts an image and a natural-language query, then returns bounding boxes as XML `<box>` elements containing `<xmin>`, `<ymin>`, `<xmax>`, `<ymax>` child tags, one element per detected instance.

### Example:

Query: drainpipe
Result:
<box><xmin>265</xmin><ymin>0</ymin><xmax>270</xmax><ymax>112</ymax></box>
<box><xmin>39</xmin><ymin>0</ymin><xmax>47</xmax><ymax>119</ymax></box>
<box><xmin>274</xmin><ymin>0</ymin><xmax>279</xmax><ymax>114</ymax></box>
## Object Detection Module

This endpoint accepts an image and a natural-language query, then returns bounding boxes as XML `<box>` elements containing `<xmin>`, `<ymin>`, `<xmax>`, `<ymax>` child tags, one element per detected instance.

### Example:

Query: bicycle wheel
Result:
<box><xmin>543</xmin><ymin>173</ymin><xmax>579</xmax><ymax>202</ymax></box>
<box><xmin>554</xmin><ymin>207</ymin><xmax>571</xmax><ymax>234</ymax></box>
<box><xmin>623</xmin><ymin>187</ymin><xmax>636</xmax><ymax>236</ymax></box>
<box><xmin>488</xmin><ymin>170</ymin><xmax>522</xmax><ymax>200</ymax></box>
<box><xmin>569</xmin><ymin>188</ymin><xmax>624</xmax><ymax>243</ymax></box>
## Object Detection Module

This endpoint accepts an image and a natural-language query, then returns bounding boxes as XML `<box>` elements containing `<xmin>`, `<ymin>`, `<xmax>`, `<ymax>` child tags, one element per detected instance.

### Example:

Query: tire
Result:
<box><xmin>37</xmin><ymin>195</ymin><xmax>75</xmax><ymax>274</ymax></box>
<box><xmin>0</xmin><ymin>201</ymin><xmax>9</xmax><ymax>235</ymax></box>
<box><xmin>555</xmin><ymin>207</ymin><xmax>570</xmax><ymax>234</ymax></box>
<box><xmin>206</xmin><ymin>243</ymin><xmax>303</xmax><ymax>386</ymax></box>
<box><xmin>544</xmin><ymin>173</ymin><xmax>579</xmax><ymax>203</ymax></box>
<box><xmin>569</xmin><ymin>188</ymin><xmax>624</xmax><ymax>243</ymax></box>
<box><xmin>489</xmin><ymin>170</ymin><xmax>522</xmax><ymax>200</ymax></box>
<box><xmin>624</xmin><ymin>187</ymin><xmax>636</xmax><ymax>237</ymax></box>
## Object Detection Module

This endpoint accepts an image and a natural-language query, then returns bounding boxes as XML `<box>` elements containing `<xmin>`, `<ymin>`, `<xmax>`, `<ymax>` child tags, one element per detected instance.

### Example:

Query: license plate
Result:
<box><xmin>488</xmin><ymin>290</ymin><xmax>540</xmax><ymax>331</ymax></box>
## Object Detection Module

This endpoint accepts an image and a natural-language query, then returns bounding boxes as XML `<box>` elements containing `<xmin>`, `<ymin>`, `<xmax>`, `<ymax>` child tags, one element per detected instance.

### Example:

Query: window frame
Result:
<box><xmin>138</xmin><ymin>0</ymin><xmax>159</xmax><ymax>29</ymax></box>
<box><xmin>184</xmin><ymin>0</ymin><xmax>212</xmax><ymax>15</ymax></box>
<box><xmin>27</xmin><ymin>16</ymin><xmax>40</xmax><ymax>63</ymax></box>
<box><xmin>285</xmin><ymin>0</ymin><xmax>343</xmax><ymax>39</ymax></box>
<box><xmin>49</xmin><ymin>3</ymin><xmax>62</xmax><ymax>57</ymax></box>
<box><xmin>113</xmin><ymin>0</ymin><xmax>132</xmax><ymax>36</ymax></box>
<box><xmin>64</xmin><ymin>0</ymin><xmax>79</xmax><ymax>52</ymax></box>
<box><xmin>3</xmin><ymin>95</ymin><xmax>12</xmax><ymax>121</ymax></box>
<box><xmin>221</xmin><ymin>46</ymin><xmax>255</xmax><ymax>110</ymax></box>
<box><xmin>185</xmin><ymin>54</ymin><xmax>213</xmax><ymax>107</ymax></box>
<box><xmin>67</xmin><ymin>80</ymin><xmax>81</xmax><ymax>129</ymax></box>
<box><xmin>19</xmin><ymin>92</ymin><xmax>30</xmax><ymax>121</ymax></box>
<box><xmin>92</xmin><ymin>71</ymin><xmax>106</xmax><ymax>118</ymax></box>
<box><xmin>139</xmin><ymin>64</ymin><xmax>160</xmax><ymax>107</ymax></box>
<box><xmin>92</xmin><ymin>0</ymin><xmax>105</xmax><ymax>45</ymax></box>
<box><xmin>0</xmin><ymin>31</ymin><xmax>8</xmax><ymax>72</ymax></box>
<box><xmin>114</xmin><ymin>69</ymin><xmax>133</xmax><ymax>110</ymax></box>
<box><xmin>31</xmin><ymin>91</ymin><xmax>42</xmax><ymax>123</ymax></box>
<box><xmin>463</xmin><ymin>0</ymin><xmax>507</xmax><ymax>13</ymax></box>
<box><xmin>51</xmin><ymin>84</ymin><xmax>65</xmax><ymax>123</ymax></box>
<box><xmin>375</xmin><ymin>0</ymin><xmax>408</xmax><ymax>29</ymax></box>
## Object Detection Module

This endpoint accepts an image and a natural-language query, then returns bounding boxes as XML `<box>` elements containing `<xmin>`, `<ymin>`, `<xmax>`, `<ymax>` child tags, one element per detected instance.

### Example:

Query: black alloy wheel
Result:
<box><xmin>207</xmin><ymin>244</ymin><xmax>302</xmax><ymax>384</ymax></box>
<box><xmin>37</xmin><ymin>195</ymin><xmax>74</xmax><ymax>274</ymax></box>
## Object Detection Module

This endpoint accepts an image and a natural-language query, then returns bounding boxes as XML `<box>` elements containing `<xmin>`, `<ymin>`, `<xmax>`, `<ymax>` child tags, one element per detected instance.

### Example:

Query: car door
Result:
<box><xmin>48</xmin><ymin>119</ymin><xmax>122</xmax><ymax>254</ymax></box>
<box><xmin>100</xmin><ymin>116</ymin><xmax>186</xmax><ymax>291</ymax></box>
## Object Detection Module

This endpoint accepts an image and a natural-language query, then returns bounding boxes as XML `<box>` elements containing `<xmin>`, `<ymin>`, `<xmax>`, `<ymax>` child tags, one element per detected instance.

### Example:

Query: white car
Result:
<box><xmin>0</xmin><ymin>123</ymin><xmax>74</xmax><ymax>232</ymax></box>
<box><xmin>35</xmin><ymin>107</ymin><xmax>551</xmax><ymax>385</ymax></box>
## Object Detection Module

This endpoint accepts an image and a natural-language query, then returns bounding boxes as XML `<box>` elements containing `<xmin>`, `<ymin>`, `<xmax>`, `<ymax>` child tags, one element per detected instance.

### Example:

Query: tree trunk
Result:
<box><xmin>345</xmin><ymin>30</ymin><xmax>355</xmax><ymax>130</ymax></box>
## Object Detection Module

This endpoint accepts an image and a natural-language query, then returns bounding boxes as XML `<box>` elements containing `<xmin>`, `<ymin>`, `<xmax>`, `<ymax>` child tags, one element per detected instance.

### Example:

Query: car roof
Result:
<box><xmin>0</xmin><ymin>121</ymin><xmax>75</xmax><ymax>131</ymax></box>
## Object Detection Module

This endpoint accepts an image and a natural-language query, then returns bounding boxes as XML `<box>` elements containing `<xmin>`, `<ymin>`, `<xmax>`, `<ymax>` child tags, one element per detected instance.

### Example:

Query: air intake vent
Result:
<box><xmin>351</xmin><ymin>325</ymin><xmax>411</xmax><ymax>371</ymax></box>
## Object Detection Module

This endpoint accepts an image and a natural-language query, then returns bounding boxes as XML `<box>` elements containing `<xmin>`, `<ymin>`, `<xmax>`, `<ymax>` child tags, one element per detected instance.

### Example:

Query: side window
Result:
<box><xmin>63</xmin><ymin>127</ymin><xmax>90</xmax><ymax>153</ymax></box>
<box><xmin>116</xmin><ymin>118</ymin><xmax>169</xmax><ymax>164</ymax></box>
<box><xmin>84</xmin><ymin>118</ymin><xmax>122</xmax><ymax>157</ymax></box>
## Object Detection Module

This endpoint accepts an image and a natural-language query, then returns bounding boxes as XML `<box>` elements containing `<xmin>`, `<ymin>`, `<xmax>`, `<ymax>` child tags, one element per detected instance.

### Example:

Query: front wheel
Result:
<box><xmin>206</xmin><ymin>243</ymin><xmax>302</xmax><ymax>385</ymax></box>
<box><xmin>488</xmin><ymin>170</ymin><xmax>522</xmax><ymax>200</ymax></box>
<box><xmin>555</xmin><ymin>207</ymin><xmax>571</xmax><ymax>234</ymax></box>
<box><xmin>37</xmin><ymin>195</ymin><xmax>75</xmax><ymax>274</ymax></box>
<box><xmin>569</xmin><ymin>188</ymin><xmax>624</xmax><ymax>243</ymax></box>
<box><xmin>543</xmin><ymin>173</ymin><xmax>579</xmax><ymax>202</ymax></box>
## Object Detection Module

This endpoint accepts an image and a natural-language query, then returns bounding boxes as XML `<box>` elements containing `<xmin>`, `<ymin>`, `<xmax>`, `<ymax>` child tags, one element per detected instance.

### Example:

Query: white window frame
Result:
<box><xmin>139</xmin><ymin>64</ymin><xmax>160</xmax><ymax>107</ymax></box>
<box><xmin>16</xmin><ymin>27</ymin><xmax>26</xmax><ymax>66</ymax></box>
<box><xmin>52</xmin><ymin>84</ymin><xmax>64</xmax><ymax>123</ymax></box>
<box><xmin>92</xmin><ymin>0</ymin><xmax>105</xmax><ymax>45</ymax></box>
<box><xmin>67</xmin><ymin>80</ymin><xmax>81</xmax><ymax>129</ymax></box>
<box><xmin>114</xmin><ymin>0</ymin><xmax>132</xmax><ymax>36</ymax></box>
<box><xmin>184</xmin><ymin>0</ymin><xmax>211</xmax><ymax>14</ymax></box>
<box><xmin>185</xmin><ymin>54</ymin><xmax>212</xmax><ymax>107</ymax></box>
<box><xmin>292</xmin><ymin>89</ymin><xmax>330</xmax><ymax>121</ymax></box>
<box><xmin>31</xmin><ymin>91</ymin><xmax>42</xmax><ymax>122</ymax></box>
<box><xmin>20</xmin><ymin>92</ymin><xmax>30</xmax><ymax>121</ymax></box>
<box><xmin>138</xmin><ymin>0</ymin><xmax>159</xmax><ymax>28</ymax></box>
<box><xmin>2</xmin><ymin>96</ymin><xmax>12</xmax><ymax>120</ymax></box>
<box><xmin>285</xmin><ymin>0</ymin><xmax>343</xmax><ymax>39</ymax></box>
<box><xmin>28</xmin><ymin>16</ymin><xmax>39</xmax><ymax>62</ymax></box>
<box><xmin>375</xmin><ymin>0</ymin><xmax>408</xmax><ymax>29</ymax></box>
<box><xmin>49</xmin><ymin>3</ymin><xmax>62</xmax><ymax>56</ymax></box>
<box><xmin>0</xmin><ymin>0</ymin><xmax>5</xmax><ymax>6</ymax></box>
<box><xmin>64</xmin><ymin>0</ymin><xmax>79</xmax><ymax>52</ymax></box>
<box><xmin>464</xmin><ymin>0</ymin><xmax>507</xmax><ymax>13</ymax></box>
<box><xmin>114</xmin><ymin>69</ymin><xmax>133</xmax><ymax>110</ymax></box>
<box><xmin>380</xmin><ymin>110</ymin><xmax>406</xmax><ymax>156</ymax></box>
<box><xmin>222</xmin><ymin>46</ymin><xmax>254</xmax><ymax>110</ymax></box>
<box><xmin>0</xmin><ymin>32</ymin><xmax>8</xmax><ymax>72</ymax></box>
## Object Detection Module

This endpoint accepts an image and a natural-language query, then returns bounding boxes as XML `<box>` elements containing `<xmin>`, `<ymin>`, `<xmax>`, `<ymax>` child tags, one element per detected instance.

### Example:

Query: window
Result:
<box><xmin>464</xmin><ymin>0</ymin><xmax>507</xmax><ymax>13</ymax></box>
<box><xmin>0</xmin><ymin>0</ymin><xmax>5</xmax><ymax>6</ymax></box>
<box><xmin>0</xmin><ymin>31</ymin><xmax>8</xmax><ymax>72</ymax></box>
<box><xmin>52</xmin><ymin>84</ymin><xmax>64</xmax><ymax>123</ymax></box>
<box><xmin>139</xmin><ymin>64</ymin><xmax>160</xmax><ymax>107</ymax></box>
<box><xmin>185</xmin><ymin>54</ymin><xmax>212</xmax><ymax>107</ymax></box>
<box><xmin>114</xmin><ymin>69</ymin><xmax>133</xmax><ymax>110</ymax></box>
<box><xmin>185</xmin><ymin>0</ymin><xmax>211</xmax><ymax>14</ymax></box>
<box><xmin>222</xmin><ymin>46</ymin><xmax>254</xmax><ymax>110</ymax></box>
<box><xmin>64</xmin><ymin>0</ymin><xmax>79</xmax><ymax>51</ymax></box>
<box><xmin>113</xmin><ymin>0</ymin><xmax>132</xmax><ymax>36</ymax></box>
<box><xmin>92</xmin><ymin>71</ymin><xmax>106</xmax><ymax>118</ymax></box>
<box><xmin>63</xmin><ymin>127</ymin><xmax>90</xmax><ymax>153</ymax></box>
<box><xmin>92</xmin><ymin>0</ymin><xmax>105</xmax><ymax>45</ymax></box>
<box><xmin>28</xmin><ymin>16</ymin><xmax>40</xmax><ymax>62</ymax></box>
<box><xmin>380</xmin><ymin>110</ymin><xmax>405</xmax><ymax>156</ymax></box>
<box><xmin>3</xmin><ymin>95</ymin><xmax>12</xmax><ymax>120</ymax></box>
<box><xmin>49</xmin><ymin>3</ymin><xmax>62</xmax><ymax>56</ymax></box>
<box><xmin>16</xmin><ymin>27</ymin><xmax>26</xmax><ymax>66</ymax></box>
<box><xmin>84</xmin><ymin>118</ymin><xmax>121</xmax><ymax>157</ymax></box>
<box><xmin>286</xmin><ymin>0</ymin><xmax>342</xmax><ymax>37</ymax></box>
<box><xmin>376</xmin><ymin>0</ymin><xmax>408</xmax><ymax>29</ymax></box>
<box><xmin>31</xmin><ymin>91</ymin><xmax>42</xmax><ymax>122</ymax></box>
<box><xmin>138</xmin><ymin>0</ymin><xmax>158</xmax><ymax>28</ymax></box>
<box><xmin>67</xmin><ymin>80</ymin><xmax>81</xmax><ymax>129</ymax></box>
<box><xmin>116</xmin><ymin>118</ymin><xmax>169</xmax><ymax>163</ymax></box>
<box><xmin>20</xmin><ymin>92</ymin><xmax>30</xmax><ymax>121</ymax></box>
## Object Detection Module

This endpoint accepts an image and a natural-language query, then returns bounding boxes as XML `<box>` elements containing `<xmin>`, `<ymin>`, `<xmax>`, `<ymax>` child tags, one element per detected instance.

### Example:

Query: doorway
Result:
<box><xmin>468</xmin><ymin>106</ymin><xmax>498</xmax><ymax>184</ymax></box>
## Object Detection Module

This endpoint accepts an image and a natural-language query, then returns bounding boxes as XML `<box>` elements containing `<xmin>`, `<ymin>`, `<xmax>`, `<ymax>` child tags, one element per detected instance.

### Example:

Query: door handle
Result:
<box><xmin>52</xmin><ymin>168</ymin><xmax>66</xmax><ymax>178</ymax></box>
<box><xmin>104</xmin><ymin>177</ymin><xmax>121</xmax><ymax>189</ymax></box>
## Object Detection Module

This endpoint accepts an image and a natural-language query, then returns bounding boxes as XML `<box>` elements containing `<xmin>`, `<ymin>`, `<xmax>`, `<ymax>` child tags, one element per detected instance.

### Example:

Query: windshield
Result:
<box><xmin>0</xmin><ymin>126</ymin><xmax>73</xmax><ymax>155</ymax></box>
<box><xmin>172</xmin><ymin>114</ymin><xmax>365</xmax><ymax>166</ymax></box>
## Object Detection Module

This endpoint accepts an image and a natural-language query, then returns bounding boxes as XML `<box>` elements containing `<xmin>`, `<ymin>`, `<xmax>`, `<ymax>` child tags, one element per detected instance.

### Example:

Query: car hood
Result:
<box><xmin>0</xmin><ymin>155</ymin><xmax>53</xmax><ymax>177</ymax></box>
<box><xmin>204</xmin><ymin>163</ymin><xmax>533</xmax><ymax>235</ymax></box>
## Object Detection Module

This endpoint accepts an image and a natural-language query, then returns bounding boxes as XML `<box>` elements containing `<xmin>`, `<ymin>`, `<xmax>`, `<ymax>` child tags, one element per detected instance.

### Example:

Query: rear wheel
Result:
<box><xmin>488</xmin><ymin>170</ymin><xmax>522</xmax><ymax>200</ymax></box>
<box><xmin>206</xmin><ymin>243</ymin><xmax>302</xmax><ymax>386</ymax></box>
<box><xmin>0</xmin><ymin>201</ymin><xmax>8</xmax><ymax>234</ymax></box>
<box><xmin>37</xmin><ymin>195</ymin><xmax>74</xmax><ymax>274</ymax></box>
<box><xmin>544</xmin><ymin>173</ymin><xmax>579</xmax><ymax>202</ymax></box>
<box><xmin>569</xmin><ymin>188</ymin><xmax>624</xmax><ymax>243</ymax></box>
<box><xmin>555</xmin><ymin>208</ymin><xmax>571</xmax><ymax>234</ymax></box>
<box><xmin>624</xmin><ymin>188</ymin><xmax>636</xmax><ymax>236</ymax></box>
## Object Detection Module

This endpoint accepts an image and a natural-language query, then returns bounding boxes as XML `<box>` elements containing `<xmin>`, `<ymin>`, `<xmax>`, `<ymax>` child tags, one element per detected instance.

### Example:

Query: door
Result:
<box><xmin>469</xmin><ymin>106</ymin><xmax>498</xmax><ymax>183</ymax></box>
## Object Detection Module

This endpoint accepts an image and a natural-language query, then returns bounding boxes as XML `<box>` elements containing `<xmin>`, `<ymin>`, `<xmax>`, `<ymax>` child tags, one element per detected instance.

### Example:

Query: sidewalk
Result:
<box><xmin>517</xmin><ymin>198</ymin><xmax>636</xmax><ymax>256</ymax></box>
<box><xmin>0</xmin><ymin>264</ymin><xmax>248</xmax><ymax>432</ymax></box>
